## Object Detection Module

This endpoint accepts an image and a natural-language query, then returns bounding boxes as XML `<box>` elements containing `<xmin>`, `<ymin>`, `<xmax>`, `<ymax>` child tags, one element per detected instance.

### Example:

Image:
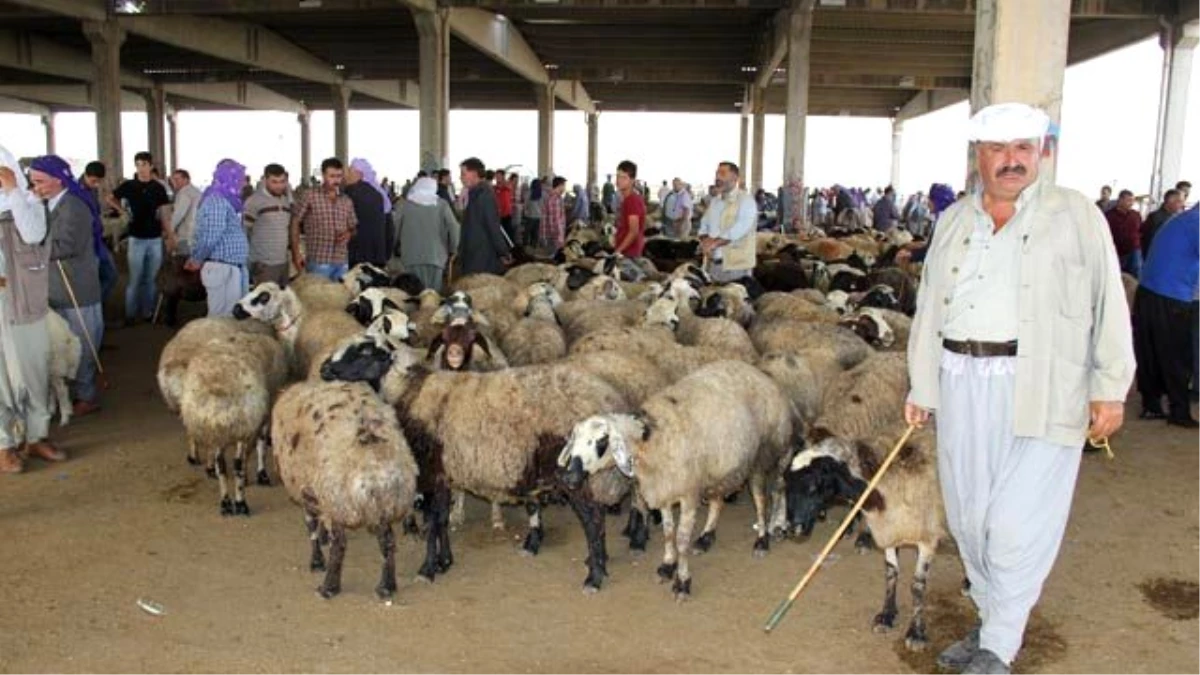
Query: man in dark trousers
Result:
<box><xmin>1134</xmin><ymin>204</ymin><xmax>1198</xmax><ymax>427</ymax></box>
<box><xmin>457</xmin><ymin>157</ymin><xmax>510</xmax><ymax>276</ymax></box>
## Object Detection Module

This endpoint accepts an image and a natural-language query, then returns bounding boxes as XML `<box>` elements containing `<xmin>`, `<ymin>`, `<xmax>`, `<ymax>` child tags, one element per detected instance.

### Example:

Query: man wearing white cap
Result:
<box><xmin>905</xmin><ymin>103</ymin><xmax>1134</xmax><ymax>674</ymax></box>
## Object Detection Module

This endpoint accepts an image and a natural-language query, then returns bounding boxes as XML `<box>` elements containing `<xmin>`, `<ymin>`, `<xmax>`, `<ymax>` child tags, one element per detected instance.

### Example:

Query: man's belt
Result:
<box><xmin>942</xmin><ymin>338</ymin><xmax>1018</xmax><ymax>357</ymax></box>
<box><xmin>257</xmin><ymin>205</ymin><xmax>291</xmax><ymax>214</ymax></box>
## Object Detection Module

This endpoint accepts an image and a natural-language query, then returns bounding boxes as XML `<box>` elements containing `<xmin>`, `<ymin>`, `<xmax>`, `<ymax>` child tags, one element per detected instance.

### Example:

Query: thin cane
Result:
<box><xmin>763</xmin><ymin>423</ymin><xmax>918</xmax><ymax>633</ymax></box>
<box><xmin>56</xmin><ymin>260</ymin><xmax>108</xmax><ymax>389</ymax></box>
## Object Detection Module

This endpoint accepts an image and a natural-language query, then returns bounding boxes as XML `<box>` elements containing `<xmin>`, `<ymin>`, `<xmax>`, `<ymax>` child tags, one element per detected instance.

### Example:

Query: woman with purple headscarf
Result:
<box><xmin>187</xmin><ymin>159</ymin><xmax>250</xmax><ymax>317</ymax></box>
<box><xmin>344</xmin><ymin>158</ymin><xmax>392</xmax><ymax>268</ymax></box>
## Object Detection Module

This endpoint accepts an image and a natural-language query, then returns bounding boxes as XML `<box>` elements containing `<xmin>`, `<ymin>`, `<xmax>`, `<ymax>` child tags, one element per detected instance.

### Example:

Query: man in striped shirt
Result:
<box><xmin>243</xmin><ymin>163</ymin><xmax>293</xmax><ymax>287</ymax></box>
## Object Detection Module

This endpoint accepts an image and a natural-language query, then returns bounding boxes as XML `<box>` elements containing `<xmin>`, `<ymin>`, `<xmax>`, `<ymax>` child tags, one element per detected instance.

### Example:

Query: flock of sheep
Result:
<box><xmin>155</xmin><ymin>221</ymin><xmax>946</xmax><ymax>651</ymax></box>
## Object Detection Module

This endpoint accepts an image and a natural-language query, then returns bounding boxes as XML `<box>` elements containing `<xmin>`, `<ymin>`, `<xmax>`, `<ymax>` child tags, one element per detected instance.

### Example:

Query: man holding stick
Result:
<box><xmin>905</xmin><ymin>103</ymin><xmax>1134</xmax><ymax>674</ymax></box>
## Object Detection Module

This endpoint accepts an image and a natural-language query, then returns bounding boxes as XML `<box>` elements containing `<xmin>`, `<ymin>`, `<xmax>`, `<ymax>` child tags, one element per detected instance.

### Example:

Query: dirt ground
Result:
<box><xmin>0</xmin><ymin>317</ymin><xmax>1196</xmax><ymax>674</ymax></box>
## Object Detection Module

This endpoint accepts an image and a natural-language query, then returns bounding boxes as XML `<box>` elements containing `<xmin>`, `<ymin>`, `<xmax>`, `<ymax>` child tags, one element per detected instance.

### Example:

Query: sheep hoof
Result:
<box><xmin>671</xmin><ymin>577</ymin><xmax>692</xmax><ymax>601</ymax></box>
<box><xmin>605</xmin><ymin>503</ymin><xmax>622</xmax><ymax>516</ymax></box>
<box><xmin>582</xmin><ymin>570</ymin><xmax>606</xmax><ymax>592</ymax></box>
<box><xmin>769</xmin><ymin>525</ymin><xmax>789</xmax><ymax>541</ymax></box>
<box><xmin>205</xmin><ymin>467</ymin><xmax>217</xmax><ymax>480</ymax></box>
<box><xmin>752</xmin><ymin>535</ymin><xmax>770</xmax><ymax>559</ymax></box>
<box><xmin>375</xmin><ymin>585</ymin><xmax>396</xmax><ymax>602</ymax></box>
<box><xmin>491</xmin><ymin>521</ymin><xmax>507</xmax><ymax>532</ymax></box>
<box><xmin>855</xmin><ymin>531</ymin><xmax>876</xmax><ymax>553</ymax></box>
<box><xmin>904</xmin><ymin>630</ymin><xmax>929</xmax><ymax>652</ymax></box>
<box><xmin>316</xmin><ymin>584</ymin><xmax>340</xmax><ymax>599</ymax></box>
<box><xmin>414</xmin><ymin>571</ymin><xmax>434</xmax><ymax>584</ymax></box>
<box><xmin>656</xmin><ymin>562</ymin><xmax>677</xmax><ymax>583</ymax></box>
<box><xmin>219</xmin><ymin>497</ymin><xmax>234</xmax><ymax>516</ymax></box>
<box><xmin>872</xmin><ymin>611</ymin><xmax>897</xmax><ymax>633</ymax></box>
<box><xmin>520</xmin><ymin>527</ymin><xmax>544</xmax><ymax>556</ymax></box>
<box><xmin>186</xmin><ymin>455</ymin><xmax>201</xmax><ymax>467</ymax></box>
<box><xmin>255</xmin><ymin>470</ymin><xmax>271</xmax><ymax>486</ymax></box>
<box><xmin>309</xmin><ymin>557</ymin><xmax>326</xmax><ymax>573</ymax></box>
<box><xmin>234</xmin><ymin>500</ymin><xmax>251</xmax><ymax>517</ymax></box>
<box><xmin>693</xmin><ymin>531</ymin><xmax>716</xmax><ymax>554</ymax></box>
<box><xmin>581</xmin><ymin>584</ymin><xmax>601</xmax><ymax>596</ymax></box>
<box><xmin>402</xmin><ymin>516</ymin><xmax>420</xmax><ymax>537</ymax></box>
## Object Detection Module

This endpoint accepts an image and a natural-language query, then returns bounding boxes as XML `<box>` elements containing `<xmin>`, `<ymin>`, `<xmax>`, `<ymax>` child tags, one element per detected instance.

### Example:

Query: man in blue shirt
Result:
<box><xmin>1133</xmin><ymin>203</ymin><xmax>1199</xmax><ymax>427</ymax></box>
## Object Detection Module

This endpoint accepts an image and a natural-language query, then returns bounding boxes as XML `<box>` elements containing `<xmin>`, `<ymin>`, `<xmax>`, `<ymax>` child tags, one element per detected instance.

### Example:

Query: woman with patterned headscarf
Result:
<box><xmin>186</xmin><ymin>159</ymin><xmax>250</xmax><ymax>317</ymax></box>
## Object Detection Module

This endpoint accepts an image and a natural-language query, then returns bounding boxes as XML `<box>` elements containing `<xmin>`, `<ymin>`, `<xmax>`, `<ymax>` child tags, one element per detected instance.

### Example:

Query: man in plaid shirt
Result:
<box><xmin>186</xmin><ymin>159</ymin><xmax>250</xmax><ymax>317</ymax></box>
<box><xmin>540</xmin><ymin>176</ymin><xmax>567</xmax><ymax>251</ymax></box>
<box><xmin>290</xmin><ymin>157</ymin><xmax>357</xmax><ymax>281</ymax></box>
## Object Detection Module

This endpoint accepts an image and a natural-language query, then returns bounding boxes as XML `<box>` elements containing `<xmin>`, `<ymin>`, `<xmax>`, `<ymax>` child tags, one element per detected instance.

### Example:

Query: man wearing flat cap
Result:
<box><xmin>905</xmin><ymin>103</ymin><xmax>1134</xmax><ymax>674</ymax></box>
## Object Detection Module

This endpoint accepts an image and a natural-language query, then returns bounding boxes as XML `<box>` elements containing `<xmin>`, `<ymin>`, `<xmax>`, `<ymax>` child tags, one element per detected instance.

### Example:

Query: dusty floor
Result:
<box><xmin>0</xmin><ymin>318</ymin><xmax>1196</xmax><ymax>674</ymax></box>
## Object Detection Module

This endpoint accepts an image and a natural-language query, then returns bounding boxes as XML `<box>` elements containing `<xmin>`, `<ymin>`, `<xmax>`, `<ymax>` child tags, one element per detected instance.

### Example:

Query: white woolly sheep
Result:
<box><xmin>233</xmin><ymin>282</ymin><xmax>363</xmax><ymax>378</ymax></box>
<box><xmin>749</xmin><ymin>320</ymin><xmax>871</xmax><ymax>370</ymax></box>
<box><xmin>755</xmin><ymin>292</ymin><xmax>841</xmax><ymax>324</ymax></box>
<box><xmin>45</xmin><ymin>311</ymin><xmax>81</xmax><ymax>427</ymax></box>
<box><xmin>559</xmin><ymin>360</ymin><xmax>797</xmax><ymax>600</ymax></box>
<box><xmin>291</xmin><ymin>273</ymin><xmax>354</xmax><ymax>312</ymax></box>
<box><xmin>504</xmin><ymin>263</ymin><xmax>568</xmax><ymax>294</ymax></box>
<box><xmin>501</xmin><ymin>289</ymin><xmax>567</xmax><ymax>367</ymax></box>
<box><xmin>271</xmin><ymin>379</ymin><xmax>419</xmax><ymax>601</ymax></box>
<box><xmin>755</xmin><ymin>347</ymin><xmax>843</xmax><ymax>425</ymax></box>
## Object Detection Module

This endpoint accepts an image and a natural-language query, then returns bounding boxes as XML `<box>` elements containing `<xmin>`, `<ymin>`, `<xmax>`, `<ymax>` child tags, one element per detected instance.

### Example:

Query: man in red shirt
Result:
<box><xmin>613</xmin><ymin>160</ymin><xmax>645</xmax><ymax>258</ymax></box>
<box><xmin>1104</xmin><ymin>189</ymin><xmax>1143</xmax><ymax>278</ymax></box>
<box><xmin>494</xmin><ymin>169</ymin><xmax>515</xmax><ymax>246</ymax></box>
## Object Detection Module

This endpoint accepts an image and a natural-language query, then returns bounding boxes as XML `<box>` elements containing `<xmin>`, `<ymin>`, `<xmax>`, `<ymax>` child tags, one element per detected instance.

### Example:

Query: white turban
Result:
<box><xmin>966</xmin><ymin>103</ymin><xmax>1051</xmax><ymax>143</ymax></box>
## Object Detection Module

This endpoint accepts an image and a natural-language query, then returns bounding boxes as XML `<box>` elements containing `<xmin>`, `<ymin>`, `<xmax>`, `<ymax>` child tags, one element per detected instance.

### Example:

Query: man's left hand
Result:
<box><xmin>1087</xmin><ymin>401</ymin><xmax>1125</xmax><ymax>440</ymax></box>
<box><xmin>0</xmin><ymin>167</ymin><xmax>16</xmax><ymax>190</ymax></box>
<box><xmin>184</xmin><ymin>260</ymin><xmax>202</xmax><ymax>272</ymax></box>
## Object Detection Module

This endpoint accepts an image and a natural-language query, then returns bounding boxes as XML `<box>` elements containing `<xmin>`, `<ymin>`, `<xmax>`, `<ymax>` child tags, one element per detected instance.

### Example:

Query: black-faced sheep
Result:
<box><xmin>342</xmin><ymin>262</ymin><xmax>392</xmax><ymax>296</ymax></box>
<box><xmin>271</xmin><ymin>379</ymin><xmax>418</xmax><ymax>601</ymax></box>
<box><xmin>232</xmin><ymin>282</ymin><xmax>364</xmax><ymax>378</ymax></box>
<box><xmin>783</xmin><ymin>427</ymin><xmax>943</xmax><ymax>651</ymax></box>
<box><xmin>559</xmin><ymin>360</ymin><xmax>797</xmax><ymax>600</ymax></box>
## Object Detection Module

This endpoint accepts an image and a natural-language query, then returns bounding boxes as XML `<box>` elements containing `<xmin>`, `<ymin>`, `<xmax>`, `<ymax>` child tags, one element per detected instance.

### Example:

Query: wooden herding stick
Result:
<box><xmin>763</xmin><ymin>423</ymin><xmax>918</xmax><ymax>633</ymax></box>
<box><xmin>56</xmin><ymin>260</ymin><xmax>109</xmax><ymax>390</ymax></box>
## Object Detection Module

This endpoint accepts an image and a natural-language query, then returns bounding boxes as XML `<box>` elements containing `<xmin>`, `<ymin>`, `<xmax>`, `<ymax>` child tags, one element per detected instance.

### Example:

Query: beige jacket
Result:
<box><xmin>907</xmin><ymin>181</ymin><xmax>1135</xmax><ymax>447</ymax></box>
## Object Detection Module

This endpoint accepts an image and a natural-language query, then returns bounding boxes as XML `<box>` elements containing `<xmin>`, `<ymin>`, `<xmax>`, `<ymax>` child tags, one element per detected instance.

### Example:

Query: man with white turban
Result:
<box><xmin>0</xmin><ymin>145</ymin><xmax>63</xmax><ymax>473</ymax></box>
<box><xmin>905</xmin><ymin>103</ymin><xmax>1134</xmax><ymax>674</ymax></box>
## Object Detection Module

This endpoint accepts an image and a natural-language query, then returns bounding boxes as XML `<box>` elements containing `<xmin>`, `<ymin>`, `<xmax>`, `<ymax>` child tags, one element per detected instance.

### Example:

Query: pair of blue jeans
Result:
<box><xmin>307</xmin><ymin>262</ymin><xmax>348</xmax><ymax>282</ymax></box>
<box><xmin>98</xmin><ymin>246</ymin><xmax>118</xmax><ymax>306</ymax></box>
<box><xmin>125</xmin><ymin>237</ymin><xmax>162</xmax><ymax>320</ymax></box>
<box><xmin>55</xmin><ymin>304</ymin><xmax>104</xmax><ymax>404</ymax></box>
<box><xmin>1119</xmin><ymin>250</ymin><xmax>1142</xmax><ymax>280</ymax></box>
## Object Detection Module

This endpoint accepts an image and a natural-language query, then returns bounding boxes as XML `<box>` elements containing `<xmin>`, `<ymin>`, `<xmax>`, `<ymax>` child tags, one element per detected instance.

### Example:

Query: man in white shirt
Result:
<box><xmin>697</xmin><ymin>162</ymin><xmax>757</xmax><ymax>283</ymax></box>
<box><xmin>906</xmin><ymin>104</ymin><xmax>1133</xmax><ymax>675</ymax></box>
<box><xmin>168</xmin><ymin>169</ymin><xmax>201</xmax><ymax>256</ymax></box>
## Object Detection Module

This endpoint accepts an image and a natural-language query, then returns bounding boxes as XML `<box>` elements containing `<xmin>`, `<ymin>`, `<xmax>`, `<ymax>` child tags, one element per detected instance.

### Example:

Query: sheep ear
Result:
<box><xmin>612</xmin><ymin>432</ymin><xmax>633</xmax><ymax>477</ymax></box>
<box><xmin>557</xmin><ymin>431</ymin><xmax>575</xmax><ymax>467</ymax></box>
<box><xmin>473</xmin><ymin>333</ymin><xmax>492</xmax><ymax>360</ymax></box>
<box><xmin>425</xmin><ymin>335</ymin><xmax>444</xmax><ymax>361</ymax></box>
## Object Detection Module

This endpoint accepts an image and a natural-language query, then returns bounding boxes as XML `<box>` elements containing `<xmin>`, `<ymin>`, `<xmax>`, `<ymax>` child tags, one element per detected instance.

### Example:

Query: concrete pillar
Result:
<box><xmin>738</xmin><ymin>114</ymin><xmax>749</xmax><ymax>189</ymax></box>
<box><xmin>586</xmin><ymin>111</ymin><xmax>598</xmax><ymax>193</ymax></box>
<box><xmin>1151</xmin><ymin>19</ymin><xmax>1198</xmax><ymax>201</ymax></box>
<box><xmin>751</xmin><ymin>86</ymin><xmax>764</xmax><ymax>193</ymax></box>
<box><xmin>299</xmin><ymin>110</ymin><xmax>312</xmax><ymax>183</ymax></box>
<box><xmin>890</xmin><ymin>119</ymin><xmax>904</xmax><ymax>189</ymax></box>
<box><xmin>83</xmin><ymin>20</ymin><xmax>125</xmax><ymax>180</ymax></box>
<box><xmin>42</xmin><ymin>113</ymin><xmax>55</xmax><ymax>155</ymax></box>
<box><xmin>413</xmin><ymin>8</ymin><xmax>450</xmax><ymax>173</ymax></box>
<box><xmin>970</xmin><ymin>0</ymin><xmax>1070</xmax><ymax>185</ymax></box>
<box><xmin>167</xmin><ymin>107</ymin><xmax>178</xmax><ymax>173</ymax></box>
<box><xmin>332</xmin><ymin>84</ymin><xmax>350</xmax><ymax>163</ymax></box>
<box><xmin>782</xmin><ymin>3</ymin><xmax>814</xmax><ymax>233</ymax></box>
<box><xmin>536</xmin><ymin>83</ymin><xmax>555</xmax><ymax>178</ymax></box>
<box><xmin>145</xmin><ymin>85</ymin><xmax>167</xmax><ymax>174</ymax></box>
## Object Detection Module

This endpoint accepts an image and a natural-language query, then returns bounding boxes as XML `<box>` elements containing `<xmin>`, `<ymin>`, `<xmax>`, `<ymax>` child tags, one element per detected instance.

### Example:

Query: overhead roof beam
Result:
<box><xmin>0</xmin><ymin>30</ymin><xmax>153</xmax><ymax>88</ymax></box>
<box><xmin>2</xmin><ymin>0</ymin><xmax>106</xmax><ymax>21</ymax></box>
<box><xmin>754</xmin><ymin>9</ymin><xmax>789</xmax><ymax>90</ymax></box>
<box><xmin>0</xmin><ymin>84</ymin><xmax>146</xmax><ymax>111</ymax></box>
<box><xmin>0</xmin><ymin>94</ymin><xmax>49</xmax><ymax>116</ymax></box>
<box><xmin>342</xmin><ymin>79</ymin><xmax>420</xmax><ymax>109</ymax></box>
<box><xmin>161</xmin><ymin>81</ymin><xmax>306</xmax><ymax>113</ymax></box>
<box><xmin>893</xmin><ymin>88</ymin><xmax>969</xmax><ymax>123</ymax></box>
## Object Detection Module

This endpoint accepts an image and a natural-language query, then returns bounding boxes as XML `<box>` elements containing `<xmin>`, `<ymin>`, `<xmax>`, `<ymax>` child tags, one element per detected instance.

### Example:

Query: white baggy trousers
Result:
<box><xmin>937</xmin><ymin>350</ymin><xmax>1081</xmax><ymax>664</ymax></box>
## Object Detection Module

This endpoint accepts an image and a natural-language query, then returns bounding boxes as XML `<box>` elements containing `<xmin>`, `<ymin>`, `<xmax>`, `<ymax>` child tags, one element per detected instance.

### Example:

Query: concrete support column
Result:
<box><xmin>890</xmin><ymin>119</ymin><xmax>904</xmax><ymax>189</ymax></box>
<box><xmin>1151</xmin><ymin>19</ymin><xmax>1198</xmax><ymax>200</ymax></box>
<box><xmin>751</xmin><ymin>86</ymin><xmax>764</xmax><ymax>193</ymax></box>
<box><xmin>586</xmin><ymin>111</ymin><xmax>598</xmax><ymax>193</ymax></box>
<box><xmin>83</xmin><ymin>19</ymin><xmax>125</xmax><ymax>180</ymax></box>
<box><xmin>42</xmin><ymin>113</ymin><xmax>55</xmax><ymax>155</ymax></box>
<box><xmin>167</xmin><ymin>107</ymin><xmax>178</xmax><ymax>173</ymax></box>
<box><xmin>536</xmin><ymin>83</ymin><xmax>555</xmax><ymax>178</ymax></box>
<box><xmin>299</xmin><ymin>110</ymin><xmax>312</xmax><ymax>183</ymax></box>
<box><xmin>738</xmin><ymin>114</ymin><xmax>749</xmax><ymax>189</ymax></box>
<box><xmin>970</xmin><ymin>0</ymin><xmax>1070</xmax><ymax>185</ymax></box>
<box><xmin>782</xmin><ymin>1</ymin><xmax>814</xmax><ymax>233</ymax></box>
<box><xmin>413</xmin><ymin>7</ymin><xmax>450</xmax><ymax>173</ymax></box>
<box><xmin>332</xmin><ymin>84</ymin><xmax>350</xmax><ymax>163</ymax></box>
<box><xmin>145</xmin><ymin>85</ymin><xmax>167</xmax><ymax>174</ymax></box>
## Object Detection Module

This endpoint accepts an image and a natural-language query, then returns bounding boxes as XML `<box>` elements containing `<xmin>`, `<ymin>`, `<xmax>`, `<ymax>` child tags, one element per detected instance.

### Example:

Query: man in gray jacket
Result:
<box><xmin>905</xmin><ymin>104</ymin><xmax>1134</xmax><ymax>674</ymax></box>
<box><xmin>30</xmin><ymin>155</ymin><xmax>104</xmax><ymax>417</ymax></box>
<box><xmin>0</xmin><ymin>147</ymin><xmax>64</xmax><ymax>473</ymax></box>
<box><xmin>456</xmin><ymin>157</ymin><xmax>510</xmax><ymax>276</ymax></box>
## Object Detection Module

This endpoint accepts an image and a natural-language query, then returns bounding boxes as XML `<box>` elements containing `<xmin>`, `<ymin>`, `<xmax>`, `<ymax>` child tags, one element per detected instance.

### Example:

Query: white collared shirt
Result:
<box><xmin>47</xmin><ymin>188</ymin><xmax>67</xmax><ymax>213</ymax></box>
<box><xmin>942</xmin><ymin>184</ymin><xmax>1038</xmax><ymax>342</ymax></box>
<box><xmin>697</xmin><ymin>189</ymin><xmax>757</xmax><ymax>261</ymax></box>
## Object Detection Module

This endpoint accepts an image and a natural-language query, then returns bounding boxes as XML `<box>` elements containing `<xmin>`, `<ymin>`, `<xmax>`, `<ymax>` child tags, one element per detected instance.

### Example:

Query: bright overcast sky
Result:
<box><xmin>1</xmin><ymin>36</ymin><xmax>1196</xmax><ymax>198</ymax></box>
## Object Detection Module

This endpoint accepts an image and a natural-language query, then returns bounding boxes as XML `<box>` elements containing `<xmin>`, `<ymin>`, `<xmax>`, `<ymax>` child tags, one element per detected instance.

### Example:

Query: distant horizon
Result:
<box><xmin>0</xmin><ymin>35</ymin><xmax>1196</xmax><ymax>200</ymax></box>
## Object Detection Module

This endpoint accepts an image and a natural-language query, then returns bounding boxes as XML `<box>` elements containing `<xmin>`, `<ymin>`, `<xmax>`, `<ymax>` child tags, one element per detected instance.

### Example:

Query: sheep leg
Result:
<box><xmin>623</xmin><ymin>490</ymin><xmax>651</xmax><ymax>554</ymax></box>
<box><xmin>449</xmin><ymin>490</ymin><xmax>466</xmax><ymax>532</ymax></box>
<box><xmin>768</xmin><ymin>478</ymin><xmax>789</xmax><ymax>540</ymax></box>
<box><xmin>417</xmin><ymin>495</ymin><xmax>441</xmax><ymax>582</ymax></box>
<box><xmin>491</xmin><ymin>500</ymin><xmax>506</xmax><ymax>531</ymax></box>
<box><xmin>434</xmin><ymin>487</ymin><xmax>454</xmax><ymax>573</ymax></box>
<box><xmin>255</xmin><ymin>427</ymin><xmax>271</xmax><ymax>486</ymax></box>
<box><xmin>749</xmin><ymin>474</ymin><xmax>771</xmax><ymax>558</ymax></box>
<box><xmin>872</xmin><ymin>547</ymin><xmax>900</xmax><ymax>632</ymax></box>
<box><xmin>213</xmin><ymin>449</ymin><xmax>233</xmax><ymax>516</ymax></box>
<box><xmin>316</xmin><ymin>524</ymin><xmax>346</xmax><ymax>599</ymax></box>
<box><xmin>304</xmin><ymin>509</ymin><xmax>325</xmax><ymax>572</ymax></box>
<box><xmin>904</xmin><ymin>543</ymin><xmax>935</xmax><ymax>651</ymax></box>
<box><xmin>374</xmin><ymin>522</ymin><xmax>397</xmax><ymax>602</ymax></box>
<box><xmin>692</xmin><ymin>498</ymin><xmax>723</xmax><ymax>554</ymax></box>
<box><xmin>520</xmin><ymin>502</ymin><xmax>544</xmax><ymax>556</ymax></box>
<box><xmin>186</xmin><ymin>438</ymin><xmax>202</xmax><ymax>467</ymax></box>
<box><xmin>566</xmin><ymin>491</ymin><xmax>608</xmax><ymax>593</ymax></box>
<box><xmin>656</xmin><ymin>505</ymin><xmax>678</xmax><ymax>584</ymax></box>
<box><xmin>671</xmin><ymin>498</ymin><xmax>698</xmax><ymax>601</ymax></box>
<box><xmin>232</xmin><ymin>441</ymin><xmax>250</xmax><ymax>516</ymax></box>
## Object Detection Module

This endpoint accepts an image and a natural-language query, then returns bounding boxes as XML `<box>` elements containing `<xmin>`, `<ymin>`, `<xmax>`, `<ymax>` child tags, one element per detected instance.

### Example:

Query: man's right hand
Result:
<box><xmin>904</xmin><ymin>402</ymin><xmax>930</xmax><ymax>428</ymax></box>
<box><xmin>292</xmin><ymin>256</ymin><xmax>306</xmax><ymax>272</ymax></box>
